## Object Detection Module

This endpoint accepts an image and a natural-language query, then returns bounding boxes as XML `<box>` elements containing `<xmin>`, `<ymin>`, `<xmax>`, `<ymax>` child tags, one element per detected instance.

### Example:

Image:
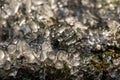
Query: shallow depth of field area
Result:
<box><xmin>0</xmin><ymin>0</ymin><xmax>120</xmax><ymax>80</ymax></box>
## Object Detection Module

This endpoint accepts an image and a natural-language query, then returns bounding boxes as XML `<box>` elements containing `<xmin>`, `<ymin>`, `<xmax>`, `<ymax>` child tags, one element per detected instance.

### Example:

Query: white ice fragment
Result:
<box><xmin>55</xmin><ymin>60</ymin><xmax>63</xmax><ymax>69</ymax></box>
<box><xmin>57</xmin><ymin>51</ymin><xmax>68</xmax><ymax>61</ymax></box>
<box><xmin>0</xmin><ymin>50</ymin><xmax>5</xmax><ymax>61</ymax></box>
<box><xmin>72</xmin><ymin>60</ymin><xmax>80</xmax><ymax>67</ymax></box>
<box><xmin>25</xmin><ymin>0</ymin><xmax>32</xmax><ymax>13</ymax></box>
<box><xmin>41</xmin><ymin>42</ymin><xmax>52</xmax><ymax>61</ymax></box>
<box><xmin>39</xmin><ymin>52</ymin><xmax>47</xmax><ymax>62</ymax></box>
<box><xmin>29</xmin><ymin>21</ymin><xmax>38</xmax><ymax>32</ymax></box>
<box><xmin>48</xmin><ymin>51</ymin><xmax>56</xmax><ymax>61</ymax></box>
<box><xmin>10</xmin><ymin>0</ymin><xmax>21</xmax><ymax>15</ymax></box>
<box><xmin>32</xmin><ymin>0</ymin><xmax>46</xmax><ymax>5</ymax></box>
<box><xmin>8</xmin><ymin>45</ymin><xmax>16</xmax><ymax>54</ymax></box>
<box><xmin>43</xmin><ymin>5</ymin><xmax>54</xmax><ymax>18</ymax></box>
<box><xmin>23</xmin><ymin>51</ymin><xmax>35</xmax><ymax>63</ymax></box>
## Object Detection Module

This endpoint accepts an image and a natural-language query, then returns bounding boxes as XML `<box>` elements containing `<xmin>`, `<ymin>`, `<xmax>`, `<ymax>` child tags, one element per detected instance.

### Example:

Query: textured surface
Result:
<box><xmin>0</xmin><ymin>0</ymin><xmax>120</xmax><ymax>80</ymax></box>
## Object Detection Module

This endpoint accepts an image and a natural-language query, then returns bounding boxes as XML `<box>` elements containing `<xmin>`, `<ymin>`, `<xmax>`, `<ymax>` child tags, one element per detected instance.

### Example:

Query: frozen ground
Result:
<box><xmin>0</xmin><ymin>0</ymin><xmax>120</xmax><ymax>80</ymax></box>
